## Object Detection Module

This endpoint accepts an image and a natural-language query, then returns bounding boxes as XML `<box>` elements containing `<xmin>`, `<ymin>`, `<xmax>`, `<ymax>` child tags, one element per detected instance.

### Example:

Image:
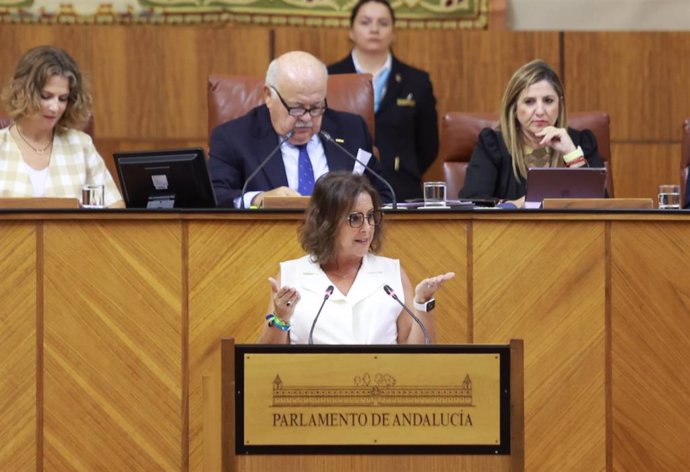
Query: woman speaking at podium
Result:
<box><xmin>258</xmin><ymin>172</ymin><xmax>454</xmax><ymax>345</ymax></box>
<box><xmin>0</xmin><ymin>46</ymin><xmax>123</xmax><ymax>207</ymax></box>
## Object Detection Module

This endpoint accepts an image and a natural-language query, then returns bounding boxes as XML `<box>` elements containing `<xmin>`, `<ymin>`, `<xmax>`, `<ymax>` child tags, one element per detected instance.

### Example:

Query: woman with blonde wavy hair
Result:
<box><xmin>0</xmin><ymin>46</ymin><xmax>123</xmax><ymax>207</ymax></box>
<box><xmin>460</xmin><ymin>59</ymin><xmax>604</xmax><ymax>207</ymax></box>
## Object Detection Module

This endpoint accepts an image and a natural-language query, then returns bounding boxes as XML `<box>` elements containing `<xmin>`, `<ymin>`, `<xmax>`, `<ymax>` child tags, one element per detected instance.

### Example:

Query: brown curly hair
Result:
<box><xmin>0</xmin><ymin>45</ymin><xmax>92</xmax><ymax>131</ymax></box>
<box><xmin>299</xmin><ymin>171</ymin><xmax>384</xmax><ymax>264</ymax></box>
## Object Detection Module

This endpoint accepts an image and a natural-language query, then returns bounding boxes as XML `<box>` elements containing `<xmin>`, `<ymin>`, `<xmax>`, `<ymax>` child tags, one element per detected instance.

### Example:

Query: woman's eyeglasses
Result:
<box><xmin>347</xmin><ymin>210</ymin><xmax>383</xmax><ymax>228</ymax></box>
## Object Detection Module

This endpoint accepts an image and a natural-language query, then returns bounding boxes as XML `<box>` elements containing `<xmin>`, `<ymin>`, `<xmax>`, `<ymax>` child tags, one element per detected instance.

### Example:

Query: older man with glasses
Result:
<box><xmin>208</xmin><ymin>50</ymin><xmax>392</xmax><ymax>208</ymax></box>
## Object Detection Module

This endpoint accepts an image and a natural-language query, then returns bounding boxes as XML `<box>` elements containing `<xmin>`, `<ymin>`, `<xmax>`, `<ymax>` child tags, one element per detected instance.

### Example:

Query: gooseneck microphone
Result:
<box><xmin>319</xmin><ymin>130</ymin><xmax>398</xmax><ymax>210</ymax></box>
<box><xmin>239</xmin><ymin>130</ymin><xmax>294</xmax><ymax>209</ymax></box>
<box><xmin>308</xmin><ymin>285</ymin><xmax>335</xmax><ymax>345</ymax></box>
<box><xmin>383</xmin><ymin>284</ymin><xmax>430</xmax><ymax>345</ymax></box>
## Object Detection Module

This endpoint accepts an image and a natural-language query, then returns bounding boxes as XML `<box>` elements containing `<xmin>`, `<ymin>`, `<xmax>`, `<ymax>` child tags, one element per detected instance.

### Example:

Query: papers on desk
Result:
<box><xmin>382</xmin><ymin>200</ymin><xmax>475</xmax><ymax>209</ymax></box>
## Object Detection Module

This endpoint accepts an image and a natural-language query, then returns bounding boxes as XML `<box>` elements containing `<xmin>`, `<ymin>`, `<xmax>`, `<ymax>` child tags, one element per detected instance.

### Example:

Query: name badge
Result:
<box><xmin>396</xmin><ymin>98</ymin><xmax>416</xmax><ymax>107</ymax></box>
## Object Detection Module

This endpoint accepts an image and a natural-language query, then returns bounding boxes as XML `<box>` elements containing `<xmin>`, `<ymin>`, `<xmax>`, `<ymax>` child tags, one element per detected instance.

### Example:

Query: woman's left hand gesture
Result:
<box><xmin>535</xmin><ymin>126</ymin><xmax>576</xmax><ymax>154</ymax></box>
<box><xmin>415</xmin><ymin>272</ymin><xmax>456</xmax><ymax>302</ymax></box>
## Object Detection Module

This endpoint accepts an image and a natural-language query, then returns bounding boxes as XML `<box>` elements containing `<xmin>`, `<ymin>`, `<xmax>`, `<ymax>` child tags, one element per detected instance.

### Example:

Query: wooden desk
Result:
<box><xmin>0</xmin><ymin>209</ymin><xmax>688</xmax><ymax>471</ymax></box>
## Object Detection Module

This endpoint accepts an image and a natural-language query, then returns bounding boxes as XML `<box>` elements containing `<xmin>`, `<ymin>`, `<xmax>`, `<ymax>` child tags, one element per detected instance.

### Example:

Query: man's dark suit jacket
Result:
<box><xmin>208</xmin><ymin>105</ymin><xmax>392</xmax><ymax>207</ymax></box>
<box><xmin>328</xmin><ymin>55</ymin><xmax>439</xmax><ymax>201</ymax></box>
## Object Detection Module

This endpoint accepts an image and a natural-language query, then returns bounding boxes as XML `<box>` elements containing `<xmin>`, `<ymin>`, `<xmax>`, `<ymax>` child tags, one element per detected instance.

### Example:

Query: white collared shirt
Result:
<box><xmin>280</xmin><ymin>253</ymin><xmax>404</xmax><ymax>345</ymax></box>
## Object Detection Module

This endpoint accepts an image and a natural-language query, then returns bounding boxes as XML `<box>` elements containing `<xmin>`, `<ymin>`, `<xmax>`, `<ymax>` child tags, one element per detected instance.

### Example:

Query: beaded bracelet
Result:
<box><xmin>266</xmin><ymin>313</ymin><xmax>291</xmax><ymax>331</ymax></box>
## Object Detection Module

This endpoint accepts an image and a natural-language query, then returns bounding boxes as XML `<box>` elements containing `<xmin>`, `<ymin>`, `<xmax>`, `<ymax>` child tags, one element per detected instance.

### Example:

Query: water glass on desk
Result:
<box><xmin>657</xmin><ymin>184</ymin><xmax>680</xmax><ymax>209</ymax></box>
<box><xmin>81</xmin><ymin>184</ymin><xmax>105</xmax><ymax>209</ymax></box>
<box><xmin>423</xmin><ymin>181</ymin><xmax>447</xmax><ymax>208</ymax></box>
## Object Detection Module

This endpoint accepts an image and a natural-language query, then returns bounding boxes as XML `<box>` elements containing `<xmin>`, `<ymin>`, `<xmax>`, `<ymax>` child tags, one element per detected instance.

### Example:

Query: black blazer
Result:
<box><xmin>459</xmin><ymin>128</ymin><xmax>604</xmax><ymax>200</ymax></box>
<box><xmin>208</xmin><ymin>105</ymin><xmax>392</xmax><ymax>207</ymax></box>
<box><xmin>328</xmin><ymin>54</ymin><xmax>439</xmax><ymax>200</ymax></box>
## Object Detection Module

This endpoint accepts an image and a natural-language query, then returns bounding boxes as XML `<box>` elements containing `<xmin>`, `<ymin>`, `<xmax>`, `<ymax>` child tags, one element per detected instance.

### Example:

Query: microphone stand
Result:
<box><xmin>239</xmin><ymin>130</ymin><xmax>294</xmax><ymax>209</ymax></box>
<box><xmin>319</xmin><ymin>130</ymin><xmax>398</xmax><ymax>210</ymax></box>
<box><xmin>383</xmin><ymin>284</ymin><xmax>429</xmax><ymax>345</ymax></box>
<box><xmin>308</xmin><ymin>285</ymin><xmax>335</xmax><ymax>345</ymax></box>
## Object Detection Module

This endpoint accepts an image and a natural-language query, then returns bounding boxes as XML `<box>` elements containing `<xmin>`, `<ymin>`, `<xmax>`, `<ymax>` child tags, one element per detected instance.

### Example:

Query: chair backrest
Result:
<box><xmin>681</xmin><ymin>117</ymin><xmax>690</xmax><ymax>203</ymax></box>
<box><xmin>0</xmin><ymin>113</ymin><xmax>95</xmax><ymax>137</ymax></box>
<box><xmin>424</xmin><ymin>111</ymin><xmax>613</xmax><ymax>198</ymax></box>
<box><xmin>207</xmin><ymin>73</ymin><xmax>375</xmax><ymax>141</ymax></box>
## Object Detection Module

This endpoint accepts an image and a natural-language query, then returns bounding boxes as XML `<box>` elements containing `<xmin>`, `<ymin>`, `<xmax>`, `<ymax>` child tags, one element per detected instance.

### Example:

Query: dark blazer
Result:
<box><xmin>459</xmin><ymin>127</ymin><xmax>604</xmax><ymax>200</ymax></box>
<box><xmin>208</xmin><ymin>105</ymin><xmax>392</xmax><ymax>207</ymax></box>
<box><xmin>328</xmin><ymin>54</ymin><xmax>439</xmax><ymax>201</ymax></box>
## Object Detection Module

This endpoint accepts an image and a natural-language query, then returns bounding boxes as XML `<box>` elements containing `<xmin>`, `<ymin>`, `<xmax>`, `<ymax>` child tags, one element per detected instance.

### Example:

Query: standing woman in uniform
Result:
<box><xmin>328</xmin><ymin>0</ymin><xmax>439</xmax><ymax>201</ymax></box>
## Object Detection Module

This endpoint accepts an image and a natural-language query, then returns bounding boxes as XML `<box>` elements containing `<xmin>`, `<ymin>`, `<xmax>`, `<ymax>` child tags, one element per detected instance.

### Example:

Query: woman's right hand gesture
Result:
<box><xmin>269</xmin><ymin>277</ymin><xmax>301</xmax><ymax>320</ymax></box>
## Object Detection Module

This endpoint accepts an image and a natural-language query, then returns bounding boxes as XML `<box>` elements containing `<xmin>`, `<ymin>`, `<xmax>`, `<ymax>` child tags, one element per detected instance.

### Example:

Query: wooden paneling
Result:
<box><xmin>610</xmin><ymin>222</ymin><xmax>690</xmax><ymax>472</ymax></box>
<box><xmin>0</xmin><ymin>224</ymin><xmax>37</xmax><ymax>471</ymax></box>
<box><xmin>380</xmin><ymin>220</ymin><xmax>469</xmax><ymax>343</ymax></box>
<box><xmin>236</xmin><ymin>455</ymin><xmax>513</xmax><ymax>471</ymax></box>
<box><xmin>472</xmin><ymin>221</ymin><xmax>607</xmax><ymax>471</ymax></box>
<box><xmin>188</xmin><ymin>220</ymin><xmax>305</xmax><ymax>471</ymax></box>
<box><xmin>564</xmin><ymin>32</ymin><xmax>690</xmax><ymax>142</ymax></box>
<box><xmin>42</xmin><ymin>221</ymin><xmax>183</xmax><ymax>470</ymax></box>
<box><xmin>273</xmin><ymin>27</ymin><xmax>350</xmax><ymax>65</ymax></box>
<box><xmin>611</xmin><ymin>143</ymin><xmax>681</xmax><ymax>200</ymax></box>
<box><xmin>89</xmin><ymin>27</ymin><xmax>161</xmax><ymax>139</ymax></box>
<box><xmin>1</xmin><ymin>212</ymin><xmax>690</xmax><ymax>470</ymax></box>
<box><xmin>0</xmin><ymin>24</ymin><xmax>270</xmax><ymax>142</ymax></box>
<box><xmin>394</xmin><ymin>30</ymin><xmax>560</xmax><ymax>116</ymax></box>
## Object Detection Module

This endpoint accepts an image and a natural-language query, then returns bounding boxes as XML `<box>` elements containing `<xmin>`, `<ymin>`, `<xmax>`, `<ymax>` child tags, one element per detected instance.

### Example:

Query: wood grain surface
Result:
<box><xmin>0</xmin><ymin>211</ymin><xmax>688</xmax><ymax>471</ymax></box>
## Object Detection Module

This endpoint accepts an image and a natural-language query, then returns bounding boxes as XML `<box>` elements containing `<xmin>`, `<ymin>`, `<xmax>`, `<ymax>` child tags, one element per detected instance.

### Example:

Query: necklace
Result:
<box><xmin>15</xmin><ymin>124</ymin><xmax>53</xmax><ymax>154</ymax></box>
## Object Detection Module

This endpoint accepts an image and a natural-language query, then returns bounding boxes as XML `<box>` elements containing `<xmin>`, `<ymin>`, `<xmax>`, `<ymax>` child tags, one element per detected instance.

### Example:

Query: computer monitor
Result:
<box><xmin>114</xmin><ymin>147</ymin><xmax>216</xmax><ymax>209</ymax></box>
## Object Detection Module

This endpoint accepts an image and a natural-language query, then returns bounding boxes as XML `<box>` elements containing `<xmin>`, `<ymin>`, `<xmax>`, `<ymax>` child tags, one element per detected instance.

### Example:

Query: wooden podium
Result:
<box><xmin>204</xmin><ymin>339</ymin><xmax>524</xmax><ymax>472</ymax></box>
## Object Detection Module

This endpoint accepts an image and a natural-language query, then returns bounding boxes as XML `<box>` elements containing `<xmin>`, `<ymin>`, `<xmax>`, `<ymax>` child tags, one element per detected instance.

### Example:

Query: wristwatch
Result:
<box><xmin>413</xmin><ymin>298</ymin><xmax>436</xmax><ymax>312</ymax></box>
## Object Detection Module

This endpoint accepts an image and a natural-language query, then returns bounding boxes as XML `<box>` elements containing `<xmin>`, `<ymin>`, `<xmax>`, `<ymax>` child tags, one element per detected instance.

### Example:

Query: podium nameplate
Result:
<box><xmin>234</xmin><ymin>344</ymin><xmax>511</xmax><ymax>455</ymax></box>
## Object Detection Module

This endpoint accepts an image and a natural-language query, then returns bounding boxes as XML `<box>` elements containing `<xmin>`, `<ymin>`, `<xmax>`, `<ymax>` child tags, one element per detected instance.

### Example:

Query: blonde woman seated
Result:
<box><xmin>258</xmin><ymin>171</ymin><xmax>454</xmax><ymax>345</ymax></box>
<box><xmin>460</xmin><ymin>59</ymin><xmax>604</xmax><ymax>208</ymax></box>
<box><xmin>0</xmin><ymin>46</ymin><xmax>123</xmax><ymax>207</ymax></box>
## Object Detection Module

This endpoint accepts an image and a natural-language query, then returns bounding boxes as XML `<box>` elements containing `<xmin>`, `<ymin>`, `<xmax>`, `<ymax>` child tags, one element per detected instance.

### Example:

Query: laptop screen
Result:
<box><xmin>525</xmin><ymin>167</ymin><xmax>607</xmax><ymax>208</ymax></box>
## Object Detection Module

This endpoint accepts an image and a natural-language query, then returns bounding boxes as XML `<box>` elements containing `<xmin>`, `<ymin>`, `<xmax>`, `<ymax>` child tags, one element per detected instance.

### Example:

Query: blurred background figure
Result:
<box><xmin>328</xmin><ymin>0</ymin><xmax>439</xmax><ymax>202</ymax></box>
<box><xmin>258</xmin><ymin>171</ymin><xmax>454</xmax><ymax>345</ymax></box>
<box><xmin>0</xmin><ymin>45</ymin><xmax>123</xmax><ymax>207</ymax></box>
<box><xmin>460</xmin><ymin>59</ymin><xmax>604</xmax><ymax>208</ymax></box>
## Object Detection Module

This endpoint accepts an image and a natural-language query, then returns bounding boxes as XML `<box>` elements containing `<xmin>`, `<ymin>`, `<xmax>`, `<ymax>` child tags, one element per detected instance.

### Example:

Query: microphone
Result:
<box><xmin>319</xmin><ymin>130</ymin><xmax>398</xmax><ymax>210</ymax></box>
<box><xmin>383</xmin><ymin>284</ymin><xmax>430</xmax><ymax>345</ymax></box>
<box><xmin>308</xmin><ymin>285</ymin><xmax>335</xmax><ymax>345</ymax></box>
<box><xmin>239</xmin><ymin>130</ymin><xmax>294</xmax><ymax>209</ymax></box>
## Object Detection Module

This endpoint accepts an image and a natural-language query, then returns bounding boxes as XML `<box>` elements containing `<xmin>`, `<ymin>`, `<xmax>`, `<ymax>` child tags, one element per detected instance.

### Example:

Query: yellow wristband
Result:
<box><xmin>563</xmin><ymin>146</ymin><xmax>585</xmax><ymax>168</ymax></box>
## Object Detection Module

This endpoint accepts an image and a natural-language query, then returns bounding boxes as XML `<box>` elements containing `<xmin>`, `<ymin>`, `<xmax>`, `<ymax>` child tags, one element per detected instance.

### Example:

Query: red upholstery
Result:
<box><xmin>681</xmin><ymin>118</ymin><xmax>690</xmax><ymax>204</ymax></box>
<box><xmin>424</xmin><ymin>111</ymin><xmax>613</xmax><ymax>198</ymax></box>
<box><xmin>207</xmin><ymin>73</ymin><xmax>375</xmax><ymax>142</ymax></box>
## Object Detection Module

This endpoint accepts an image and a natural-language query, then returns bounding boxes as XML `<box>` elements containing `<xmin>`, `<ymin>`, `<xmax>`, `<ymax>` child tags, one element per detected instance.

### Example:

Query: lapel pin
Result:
<box><xmin>395</xmin><ymin>73</ymin><xmax>402</xmax><ymax>83</ymax></box>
